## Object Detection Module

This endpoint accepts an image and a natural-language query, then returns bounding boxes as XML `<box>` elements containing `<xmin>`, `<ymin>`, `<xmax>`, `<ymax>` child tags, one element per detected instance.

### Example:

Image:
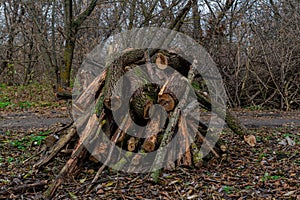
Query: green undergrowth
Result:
<box><xmin>7</xmin><ymin>131</ymin><xmax>50</xmax><ymax>150</ymax></box>
<box><xmin>0</xmin><ymin>82</ymin><xmax>60</xmax><ymax>110</ymax></box>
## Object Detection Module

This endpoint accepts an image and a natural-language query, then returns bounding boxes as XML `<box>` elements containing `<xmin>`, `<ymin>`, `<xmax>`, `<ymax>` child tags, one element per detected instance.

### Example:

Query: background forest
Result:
<box><xmin>0</xmin><ymin>0</ymin><xmax>299</xmax><ymax>110</ymax></box>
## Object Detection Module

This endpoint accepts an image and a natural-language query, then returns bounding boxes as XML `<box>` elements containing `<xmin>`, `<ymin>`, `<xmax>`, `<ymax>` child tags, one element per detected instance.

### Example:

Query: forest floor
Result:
<box><xmin>0</xmin><ymin>84</ymin><xmax>299</xmax><ymax>199</ymax></box>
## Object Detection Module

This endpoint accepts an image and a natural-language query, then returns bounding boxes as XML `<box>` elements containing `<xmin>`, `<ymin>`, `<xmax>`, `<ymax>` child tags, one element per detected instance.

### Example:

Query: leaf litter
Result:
<box><xmin>0</xmin><ymin>107</ymin><xmax>299</xmax><ymax>199</ymax></box>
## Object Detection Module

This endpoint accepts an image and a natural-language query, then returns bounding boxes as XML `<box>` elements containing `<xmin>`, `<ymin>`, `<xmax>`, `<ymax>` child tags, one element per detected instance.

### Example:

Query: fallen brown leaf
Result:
<box><xmin>244</xmin><ymin>135</ymin><xmax>256</xmax><ymax>147</ymax></box>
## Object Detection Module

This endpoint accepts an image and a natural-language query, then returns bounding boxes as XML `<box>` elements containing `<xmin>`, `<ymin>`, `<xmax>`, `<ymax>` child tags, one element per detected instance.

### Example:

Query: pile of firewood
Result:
<box><xmin>34</xmin><ymin>48</ymin><xmax>249</xmax><ymax>198</ymax></box>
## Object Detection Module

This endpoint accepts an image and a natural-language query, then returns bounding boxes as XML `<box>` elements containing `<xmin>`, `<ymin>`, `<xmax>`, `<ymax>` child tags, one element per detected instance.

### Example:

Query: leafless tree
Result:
<box><xmin>0</xmin><ymin>0</ymin><xmax>299</xmax><ymax>109</ymax></box>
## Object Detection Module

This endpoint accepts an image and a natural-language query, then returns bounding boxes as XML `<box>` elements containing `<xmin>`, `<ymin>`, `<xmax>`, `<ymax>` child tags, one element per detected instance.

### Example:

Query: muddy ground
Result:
<box><xmin>0</xmin><ymin>108</ymin><xmax>299</xmax><ymax>199</ymax></box>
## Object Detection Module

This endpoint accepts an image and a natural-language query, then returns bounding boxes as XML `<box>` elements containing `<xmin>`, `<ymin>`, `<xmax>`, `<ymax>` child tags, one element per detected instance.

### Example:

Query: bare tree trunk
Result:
<box><xmin>128</xmin><ymin>0</ymin><xmax>136</xmax><ymax>30</ymax></box>
<box><xmin>192</xmin><ymin>0</ymin><xmax>202</xmax><ymax>41</ymax></box>
<box><xmin>51</xmin><ymin>0</ymin><xmax>59</xmax><ymax>85</ymax></box>
<box><xmin>60</xmin><ymin>0</ymin><xmax>98</xmax><ymax>88</ymax></box>
<box><xmin>1</xmin><ymin>2</ymin><xmax>19</xmax><ymax>78</ymax></box>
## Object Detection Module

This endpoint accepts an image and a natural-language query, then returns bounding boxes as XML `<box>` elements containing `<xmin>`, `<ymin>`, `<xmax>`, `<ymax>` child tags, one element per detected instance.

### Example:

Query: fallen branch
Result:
<box><xmin>11</xmin><ymin>180</ymin><xmax>48</xmax><ymax>193</ymax></box>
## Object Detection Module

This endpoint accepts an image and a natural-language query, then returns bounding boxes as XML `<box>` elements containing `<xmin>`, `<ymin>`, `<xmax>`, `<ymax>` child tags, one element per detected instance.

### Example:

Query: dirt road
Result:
<box><xmin>0</xmin><ymin>109</ymin><xmax>299</xmax><ymax>131</ymax></box>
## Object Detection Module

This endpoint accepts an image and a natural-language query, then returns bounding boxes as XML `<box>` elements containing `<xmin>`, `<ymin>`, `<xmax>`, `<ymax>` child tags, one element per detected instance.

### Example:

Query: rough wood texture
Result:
<box><xmin>155</xmin><ymin>53</ymin><xmax>168</xmax><ymax>69</ymax></box>
<box><xmin>129</xmin><ymin>84</ymin><xmax>160</xmax><ymax>125</ymax></box>
<box><xmin>127</xmin><ymin>137</ymin><xmax>138</xmax><ymax>152</ymax></box>
<box><xmin>157</xmin><ymin>73</ymin><xmax>187</xmax><ymax>112</ymax></box>
<box><xmin>142</xmin><ymin>108</ymin><xmax>164</xmax><ymax>152</ymax></box>
<box><xmin>38</xmin><ymin>44</ymin><xmax>250</xmax><ymax>196</ymax></box>
<box><xmin>73</xmin><ymin>71</ymin><xmax>106</xmax><ymax>113</ymax></box>
<box><xmin>151</xmin><ymin>50</ymin><xmax>191</xmax><ymax>77</ymax></box>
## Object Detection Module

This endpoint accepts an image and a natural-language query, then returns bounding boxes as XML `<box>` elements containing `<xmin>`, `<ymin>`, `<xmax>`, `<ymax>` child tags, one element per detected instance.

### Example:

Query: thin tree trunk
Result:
<box><xmin>192</xmin><ymin>0</ymin><xmax>202</xmax><ymax>41</ymax></box>
<box><xmin>60</xmin><ymin>0</ymin><xmax>98</xmax><ymax>87</ymax></box>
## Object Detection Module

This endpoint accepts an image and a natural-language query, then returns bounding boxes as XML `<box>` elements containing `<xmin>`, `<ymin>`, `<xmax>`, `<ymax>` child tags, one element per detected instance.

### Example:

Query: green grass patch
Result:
<box><xmin>7</xmin><ymin>157</ymin><xmax>14</xmax><ymax>163</ymax></box>
<box><xmin>0</xmin><ymin>82</ymin><xmax>63</xmax><ymax>109</ymax></box>
<box><xmin>244</xmin><ymin>185</ymin><xmax>253</xmax><ymax>190</ymax></box>
<box><xmin>9</xmin><ymin>131</ymin><xmax>50</xmax><ymax>150</ymax></box>
<box><xmin>243</xmin><ymin>105</ymin><xmax>262</xmax><ymax>111</ymax></box>
<box><xmin>261</xmin><ymin>172</ymin><xmax>284</xmax><ymax>182</ymax></box>
<box><xmin>18</xmin><ymin>101</ymin><xmax>32</xmax><ymax>108</ymax></box>
<box><xmin>0</xmin><ymin>101</ymin><xmax>14</xmax><ymax>109</ymax></box>
<box><xmin>222</xmin><ymin>186</ymin><xmax>235</xmax><ymax>194</ymax></box>
<box><xmin>0</xmin><ymin>83</ymin><xmax>6</xmax><ymax>88</ymax></box>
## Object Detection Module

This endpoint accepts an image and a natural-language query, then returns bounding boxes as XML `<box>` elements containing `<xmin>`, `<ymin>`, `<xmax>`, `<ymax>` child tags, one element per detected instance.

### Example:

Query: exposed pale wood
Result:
<box><xmin>151</xmin><ymin>50</ymin><xmax>191</xmax><ymax>77</ymax></box>
<box><xmin>86</xmin><ymin>113</ymin><xmax>131</xmax><ymax>193</ymax></box>
<box><xmin>152</xmin><ymin>88</ymin><xmax>190</xmax><ymax>180</ymax></box>
<box><xmin>155</xmin><ymin>53</ymin><xmax>168</xmax><ymax>69</ymax></box>
<box><xmin>74</xmin><ymin>70</ymin><xmax>106</xmax><ymax>112</ymax></box>
<box><xmin>158</xmin><ymin>93</ymin><xmax>176</xmax><ymax>112</ymax></box>
<box><xmin>178</xmin><ymin>115</ymin><xmax>192</xmax><ymax>166</ymax></box>
<box><xmin>158</xmin><ymin>79</ymin><xmax>170</xmax><ymax>96</ymax></box>
<box><xmin>151</xmin><ymin>65</ymin><xmax>194</xmax><ymax>182</ymax></box>
<box><xmin>89</xmin><ymin>142</ymin><xmax>108</xmax><ymax>163</ymax></box>
<box><xmin>38</xmin><ymin>35</ymin><xmax>250</xmax><ymax>198</ymax></box>
<box><xmin>151</xmin><ymin>94</ymin><xmax>184</xmax><ymax>182</ymax></box>
<box><xmin>143</xmin><ymin>135</ymin><xmax>157</xmax><ymax>152</ymax></box>
<box><xmin>36</xmin><ymin>2</ymin><xmax>224</xmax><ymax>195</ymax></box>
<box><xmin>45</xmin><ymin>144</ymin><xmax>88</xmax><ymax>198</ymax></box>
<box><xmin>99</xmin><ymin>49</ymin><xmax>146</xmax><ymax>113</ymax></box>
<box><xmin>45</xmin><ymin>113</ymin><xmax>101</xmax><ymax>198</ymax></box>
<box><xmin>127</xmin><ymin>137</ymin><xmax>137</xmax><ymax>152</ymax></box>
<box><xmin>158</xmin><ymin>73</ymin><xmax>187</xmax><ymax>112</ymax></box>
<box><xmin>142</xmin><ymin>106</ymin><xmax>164</xmax><ymax>152</ymax></box>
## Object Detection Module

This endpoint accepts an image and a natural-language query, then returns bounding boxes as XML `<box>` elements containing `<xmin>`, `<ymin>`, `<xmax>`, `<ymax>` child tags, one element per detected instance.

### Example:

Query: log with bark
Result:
<box><xmin>33</xmin><ymin>47</ymin><xmax>251</xmax><ymax>198</ymax></box>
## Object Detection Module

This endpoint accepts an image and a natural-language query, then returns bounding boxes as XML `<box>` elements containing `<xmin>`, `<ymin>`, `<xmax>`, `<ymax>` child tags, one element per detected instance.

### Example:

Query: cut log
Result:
<box><xmin>38</xmin><ymin>4</ymin><xmax>241</xmax><ymax>197</ymax></box>
<box><xmin>194</xmin><ymin>88</ymin><xmax>248</xmax><ymax>136</ymax></box>
<box><xmin>151</xmin><ymin>81</ymin><xmax>191</xmax><ymax>182</ymax></box>
<box><xmin>127</xmin><ymin>137</ymin><xmax>138</xmax><ymax>152</ymax></box>
<box><xmin>155</xmin><ymin>53</ymin><xmax>168</xmax><ymax>69</ymax></box>
<box><xmin>143</xmin><ymin>135</ymin><xmax>157</xmax><ymax>152</ymax></box>
<box><xmin>157</xmin><ymin>73</ymin><xmax>188</xmax><ymax>112</ymax></box>
<box><xmin>129</xmin><ymin>84</ymin><xmax>159</xmax><ymax>125</ymax></box>
<box><xmin>142</xmin><ymin>108</ymin><xmax>164</xmax><ymax>152</ymax></box>
<box><xmin>44</xmin><ymin>143</ymin><xmax>88</xmax><ymax>198</ymax></box>
<box><xmin>73</xmin><ymin>70</ymin><xmax>106</xmax><ymax>113</ymax></box>
<box><xmin>151</xmin><ymin>50</ymin><xmax>191</xmax><ymax>77</ymax></box>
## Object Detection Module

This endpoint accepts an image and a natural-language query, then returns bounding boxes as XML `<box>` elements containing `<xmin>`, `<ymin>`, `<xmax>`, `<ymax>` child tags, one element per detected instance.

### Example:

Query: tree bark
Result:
<box><xmin>60</xmin><ymin>0</ymin><xmax>98</xmax><ymax>87</ymax></box>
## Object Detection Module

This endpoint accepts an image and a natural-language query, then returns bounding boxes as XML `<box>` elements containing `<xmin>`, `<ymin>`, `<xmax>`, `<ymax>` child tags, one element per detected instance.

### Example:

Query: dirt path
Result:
<box><xmin>235</xmin><ymin>110</ymin><xmax>300</xmax><ymax>128</ymax></box>
<box><xmin>0</xmin><ymin>110</ymin><xmax>72</xmax><ymax>132</ymax></box>
<box><xmin>0</xmin><ymin>109</ymin><xmax>299</xmax><ymax>131</ymax></box>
